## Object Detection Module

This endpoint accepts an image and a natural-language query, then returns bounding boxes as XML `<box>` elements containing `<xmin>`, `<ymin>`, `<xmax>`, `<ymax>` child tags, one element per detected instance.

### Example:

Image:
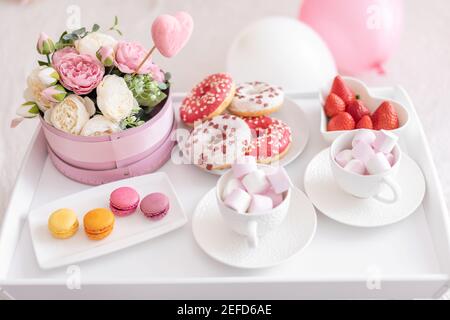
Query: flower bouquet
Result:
<box><xmin>15</xmin><ymin>13</ymin><xmax>193</xmax><ymax>184</ymax></box>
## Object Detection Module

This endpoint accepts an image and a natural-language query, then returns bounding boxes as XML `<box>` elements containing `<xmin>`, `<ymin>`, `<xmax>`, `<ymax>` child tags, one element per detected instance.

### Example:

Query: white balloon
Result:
<box><xmin>227</xmin><ymin>17</ymin><xmax>337</xmax><ymax>93</ymax></box>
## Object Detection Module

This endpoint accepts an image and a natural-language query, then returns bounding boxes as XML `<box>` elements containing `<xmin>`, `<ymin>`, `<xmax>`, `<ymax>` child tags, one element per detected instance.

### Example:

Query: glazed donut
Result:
<box><xmin>244</xmin><ymin>116</ymin><xmax>292</xmax><ymax>164</ymax></box>
<box><xmin>229</xmin><ymin>82</ymin><xmax>284</xmax><ymax>117</ymax></box>
<box><xmin>182</xmin><ymin>114</ymin><xmax>251</xmax><ymax>171</ymax></box>
<box><xmin>180</xmin><ymin>73</ymin><xmax>235</xmax><ymax>126</ymax></box>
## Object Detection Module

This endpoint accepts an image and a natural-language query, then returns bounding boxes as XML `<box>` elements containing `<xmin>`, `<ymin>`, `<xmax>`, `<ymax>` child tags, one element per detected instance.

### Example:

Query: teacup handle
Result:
<box><xmin>374</xmin><ymin>176</ymin><xmax>401</xmax><ymax>204</ymax></box>
<box><xmin>246</xmin><ymin>221</ymin><xmax>258</xmax><ymax>249</ymax></box>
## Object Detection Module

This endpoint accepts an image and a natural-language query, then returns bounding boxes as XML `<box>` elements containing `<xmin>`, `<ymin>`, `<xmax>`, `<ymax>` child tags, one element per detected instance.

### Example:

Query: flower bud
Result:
<box><xmin>96</xmin><ymin>46</ymin><xmax>115</xmax><ymax>67</ymax></box>
<box><xmin>41</xmin><ymin>85</ymin><xmax>67</xmax><ymax>103</ymax></box>
<box><xmin>16</xmin><ymin>101</ymin><xmax>40</xmax><ymax>118</ymax></box>
<box><xmin>38</xmin><ymin>66</ymin><xmax>60</xmax><ymax>86</ymax></box>
<box><xmin>36</xmin><ymin>32</ymin><xmax>55</xmax><ymax>55</ymax></box>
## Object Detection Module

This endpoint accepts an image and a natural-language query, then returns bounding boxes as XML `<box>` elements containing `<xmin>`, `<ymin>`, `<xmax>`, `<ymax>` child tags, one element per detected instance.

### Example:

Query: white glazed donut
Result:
<box><xmin>182</xmin><ymin>114</ymin><xmax>252</xmax><ymax>171</ymax></box>
<box><xmin>229</xmin><ymin>81</ymin><xmax>284</xmax><ymax>117</ymax></box>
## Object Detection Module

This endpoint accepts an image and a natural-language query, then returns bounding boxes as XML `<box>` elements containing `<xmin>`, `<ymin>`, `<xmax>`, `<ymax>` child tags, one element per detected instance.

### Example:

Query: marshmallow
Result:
<box><xmin>352</xmin><ymin>141</ymin><xmax>375</xmax><ymax>164</ymax></box>
<box><xmin>335</xmin><ymin>149</ymin><xmax>353</xmax><ymax>168</ymax></box>
<box><xmin>372</xmin><ymin>130</ymin><xmax>398</xmax><ymax>154</ymax></box>
<box><xmin>242</xmin><ymin>170</ymin><xmax>270</xmax><ymax>194</ymax></box>
<box><xmin>344</xmin><ymin>159</ymin><xmax>366</xmax><ymax>175</ymax></box>
<box><xmin>385</xmin><ymin>152</ymin><xmax>396</xmax><ymax>166</ymax></box>
<box><xmin>352</xmin><ymin>130</ymin><xmax>377</xmax><ymax>148</ymax></box>
<box><xmin>232</xmin><ymin>156</ymin><xmax>257</xmax><ymax>178</ymax></box>
<box><xmin>266</xmin><ymin>167</ymin><xmax>291</xmax><ymax>194</ymax></box>
<box><xmin>224</xmin><ymin>188</ymin><xmax>252</xmax><ymax>213</ymax></box>
<box><xmin>222</xmin><ymin>178</ymin><xmax>244</xmax><ymax>199</ymax></box>
<box><xmin>366</xmin><ymin>153</ymin><xmax>392</xmax><ymax>175</ymax></box>
<box><xmin>248</xmin><ymin>195</ymin><xmax>273</xmax><ymax>213</ymax></box>
<box><xmin>263</xmin><ymin>188</ymin><xmax>284</xmax><ymax>208</ymax></box>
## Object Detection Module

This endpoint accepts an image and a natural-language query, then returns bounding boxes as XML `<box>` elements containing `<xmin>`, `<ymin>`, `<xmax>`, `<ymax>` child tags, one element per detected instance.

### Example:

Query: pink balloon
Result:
<box><xmin>299</xmin><ymin>0</ymin><xmax>403</xmax><ymax>75</ymax></box>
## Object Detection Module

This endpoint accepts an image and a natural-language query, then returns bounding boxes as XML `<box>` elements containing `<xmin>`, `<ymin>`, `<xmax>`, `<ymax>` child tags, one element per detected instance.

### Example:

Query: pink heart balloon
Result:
<box><xmin>151</xmin><ymin>11</ymin><xmax>193</xmax><ymax>58</ymax></box>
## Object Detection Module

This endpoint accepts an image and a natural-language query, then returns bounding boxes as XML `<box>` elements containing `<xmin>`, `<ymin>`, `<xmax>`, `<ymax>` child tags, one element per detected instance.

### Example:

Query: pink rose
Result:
<box><xmin>55</xmin><ymin>53</ymin><xmax>105</xmax><ymax>95</ymax></box>
<box><xmin>52</xmin><ymin>47</ymin><xmax>78</xmax><ymax>68</ymax></box>
<box><xmin>115</xmin><ymin>41</ymin><xmax>163</xmax><ymax>81</ymax></box>
<box><xmin>148</xmin><ymin>64</ymin><xmax>165</xmax><ymax>82</ymax></box>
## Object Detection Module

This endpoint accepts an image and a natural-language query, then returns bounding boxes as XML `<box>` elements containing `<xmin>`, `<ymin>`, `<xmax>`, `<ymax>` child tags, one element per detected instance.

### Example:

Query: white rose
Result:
<box><xmin>50</xmin><ymin>94</ymin><xmax>90</xmax><ymax>135</ymax></box>
<box><xmin>96</xmin><ymin>75</ymin><xmax>137</xmax><ymax>123</ymax></box>
<box><xmin>24</xmin><ymin>67</ymin><xmax>55</xmax><ymax>112</ymax></box>
<box><xmin>75</xmin><ymin>32</ymin><xmax>117</xmax><ymax>59</ymax></box>
<box><xmin>81</xmin><ymin>115</ymin><xmax>121</xmax><ymax>137</ymax></box>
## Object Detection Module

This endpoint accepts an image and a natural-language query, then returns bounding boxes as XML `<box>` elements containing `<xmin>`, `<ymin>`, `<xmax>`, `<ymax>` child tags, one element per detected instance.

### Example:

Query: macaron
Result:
<box><xmin>48</xmin><ymin>208</ymin><xmax>79</xmax><ymax>239</ymax></box>
<box><xmin>140</xmin><ymin>193</ymin><xmax>170</xmax><ymax>220</ymax></box>
<box><xmin>83</xmin><ymin>208</ymin><xmax>115</xmax><ymax>240</ymax></box>
<box><xmin>109</xmin><ymin>187</ymin><xmax>140</xmax><ymax>217</ymax></box>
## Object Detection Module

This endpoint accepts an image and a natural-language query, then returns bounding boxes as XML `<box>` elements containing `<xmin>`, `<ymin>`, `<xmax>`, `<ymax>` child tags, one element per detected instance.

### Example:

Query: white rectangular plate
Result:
<box><xmin>28</xmin><ymin>172</ymin><xmax>187</xmax><ymax>269</ymax></box>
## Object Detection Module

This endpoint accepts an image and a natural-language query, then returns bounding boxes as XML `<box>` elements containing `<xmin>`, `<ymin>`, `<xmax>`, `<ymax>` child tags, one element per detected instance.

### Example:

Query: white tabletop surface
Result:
<box><xmin>1</xmin><ymin>0</ymin><xmax>449</xmax><ymax>218</ymax></box>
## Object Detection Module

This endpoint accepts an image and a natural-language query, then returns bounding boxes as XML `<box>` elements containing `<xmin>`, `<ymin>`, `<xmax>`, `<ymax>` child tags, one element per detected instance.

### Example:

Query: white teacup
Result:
<box><xmin>330</xmin><ymin>130</ymin><xmax>402</xmax><ymax>204</ymax></box>
<box><xmin>216</xmin><ymin>165</ymin><xmax>291</xmax><ymax>248</ymax></box>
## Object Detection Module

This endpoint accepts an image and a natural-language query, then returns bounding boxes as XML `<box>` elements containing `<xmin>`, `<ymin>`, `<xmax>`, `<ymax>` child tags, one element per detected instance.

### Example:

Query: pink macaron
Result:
<box><xmin>140</xmin><ymin>192</ymin><xmax>170</xmax><ymax>220</ymax></box>
<box><xmin>109</xmin><ymin>187</ymin><xmax>140</xmax><ymax>217</ymax></box>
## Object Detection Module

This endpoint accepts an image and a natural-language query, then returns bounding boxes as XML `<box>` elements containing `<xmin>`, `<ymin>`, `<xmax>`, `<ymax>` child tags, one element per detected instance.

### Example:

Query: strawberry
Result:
<box><xmin>331</xmin><ymin>75</ymin><xmax>355</xmax><ymax>105</ymax></box>
<box><xmin>372</xmin><ymin>101</ymin><xmax>399</xmax><ymax>130</ymax></box>
<box><xmin>346</xmin><ymin>99</ymin><xmax>370</xmax><ymax>122</ymax></box>
<box><xmin>356</xmin><ymin>115</ymin><xmax>373</xmax><ymax>129</ymax></box>
<box><xmin>327</xmin><ymin>112</ymin><xmax>355</xmax><ymax>131</ymax></box>
<box><xmin>325</xmin><ymin>93</ymin><xmax>346</xmax><ymax>117</ymax></box>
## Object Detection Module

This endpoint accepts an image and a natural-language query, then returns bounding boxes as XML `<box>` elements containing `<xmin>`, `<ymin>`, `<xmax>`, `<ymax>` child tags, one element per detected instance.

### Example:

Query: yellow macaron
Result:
<box><xmin>83</xmin><ymin>208</ymin><xmax>115</xmax><ymax>240</ymax></box>
<box><xmin>48</xmin><ymin>208</ymin><xmax>79</xmax><ymax>239</ymax></box>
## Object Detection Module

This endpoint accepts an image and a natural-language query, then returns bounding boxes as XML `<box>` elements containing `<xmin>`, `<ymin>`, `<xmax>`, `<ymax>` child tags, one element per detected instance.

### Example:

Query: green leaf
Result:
<box><xmin>72</xmin><ymin>27</ymin><xmax>86</xmax><ymax>35</ymax></box>
<box><xmin>92</xmin><ymin>24</ymin><xmax>100</xmax><ymax>32</ymax></box>
<box><xmin>38</xmin><ymin>60</ymin><xmax>50</xmax><ymax>67</ymax></box>
<box><xmin>62</xmin><ymin>33</ymin><xmax>78</xmax><ymax>41</ymax></box>
<box><xmin>158</xmin><ymin>82</ymin><xmax>168</xmax><ymax>90</ymax></box>
<box><xmin>58</xmin><ymin>31</ymin><xmax>68</xmax><ymax>41</ymax></box>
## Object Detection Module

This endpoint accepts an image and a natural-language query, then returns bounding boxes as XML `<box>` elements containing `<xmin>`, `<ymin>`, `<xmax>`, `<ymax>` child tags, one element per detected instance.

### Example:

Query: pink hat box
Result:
<box><xmin>47</xmin><ymin>119</ymin><xmax>177</xmax><ymax>185</ymax></box>
<box><xmin>40</xmin><ymin>93</ymin><xmax>174</xmax><ymax>172</ymax></box>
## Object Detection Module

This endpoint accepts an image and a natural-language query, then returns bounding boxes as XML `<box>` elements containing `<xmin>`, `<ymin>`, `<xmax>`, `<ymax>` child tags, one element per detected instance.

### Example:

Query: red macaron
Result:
<box><xmin>109</xmin><ymin>187</ymin><xmax>140</xmax><ymax>217</ymax></box>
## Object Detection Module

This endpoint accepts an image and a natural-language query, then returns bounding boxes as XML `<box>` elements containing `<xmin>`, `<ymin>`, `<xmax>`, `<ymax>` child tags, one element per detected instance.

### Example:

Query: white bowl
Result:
<box><xmin>319</xmin><ymin>77</ymin><xmax>410</xmax><ymax>144</ymax></box>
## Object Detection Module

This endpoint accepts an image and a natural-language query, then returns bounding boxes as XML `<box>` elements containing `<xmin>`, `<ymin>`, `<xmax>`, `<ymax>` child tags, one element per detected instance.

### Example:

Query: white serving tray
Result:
<box><xmin>1</xmin><ymin>88</ymin><xmax>450</xmax><ymax>299</ymax></box>
<box><xmin>28</xmin><ymin>173</ymin><xmax>187</xmax><ymax>270</ymax></box>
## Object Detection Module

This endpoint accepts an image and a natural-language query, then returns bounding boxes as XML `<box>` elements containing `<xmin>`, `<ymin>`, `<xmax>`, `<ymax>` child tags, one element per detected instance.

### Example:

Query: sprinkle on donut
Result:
<box><xmin>180</xmin><ymin>73</ymin><xmax>235</xmax><ymax>126</ymax></box>
<box><xmin>229</xmin><ymin>82</ymin><xmax>284</xmax><ymax>117</ymax></box>
<box><xmin>244</xmin><ymin>116</ymin><xmax>292</xmax><ymax>164</ymax></box>
<box><xmin>182</xmin><ymin>114</ymin><xmax>252</xmax><ymax>170</ymax></box>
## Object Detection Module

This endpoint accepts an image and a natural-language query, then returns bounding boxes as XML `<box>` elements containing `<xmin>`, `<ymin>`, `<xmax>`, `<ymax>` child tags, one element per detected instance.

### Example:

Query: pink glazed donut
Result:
<box><xmin>180</xmin><ymin>73</ymin><xmax>235</xmax><ymax>126</ymax></box>
<box><xmin>244</xmin><ymin>116</ymin><xmax>292</xmax><ymax>164</ymax></box>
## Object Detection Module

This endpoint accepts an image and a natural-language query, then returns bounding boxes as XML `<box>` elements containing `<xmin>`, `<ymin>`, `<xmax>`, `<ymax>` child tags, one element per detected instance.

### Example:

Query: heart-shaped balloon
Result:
<box><xmin>151</xmin><ymin>11</ymin><xmax>193</xmax><ymax>58</ymax></box>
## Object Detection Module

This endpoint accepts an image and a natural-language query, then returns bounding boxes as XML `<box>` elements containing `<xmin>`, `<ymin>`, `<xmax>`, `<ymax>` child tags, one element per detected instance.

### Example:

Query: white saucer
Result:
<box><xmin>304</xmin><ymin>149</ymin><xmax>426</xmax><ymax>228</ymax></box>
<box><xmin>175</xmin><ymin>98</ymin><xmax>310</xmax><ymax>175</ymax></box>
<box><xmin>192</xmin><ymin>186</ymin><xmax>317</xmax><ymax>269</ymax></box>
